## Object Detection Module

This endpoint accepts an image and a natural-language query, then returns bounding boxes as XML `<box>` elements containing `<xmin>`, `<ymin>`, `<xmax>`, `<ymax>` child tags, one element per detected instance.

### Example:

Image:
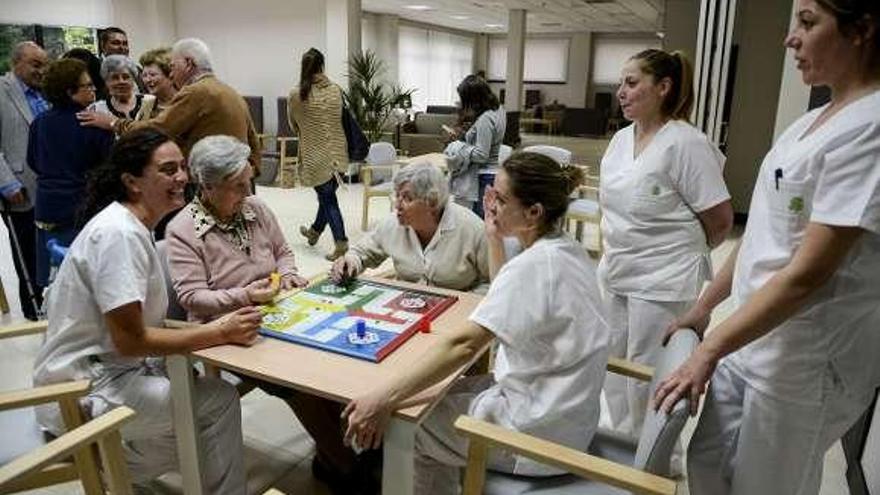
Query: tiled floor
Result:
<box><xmin>0</xmin><ymin>135</ymin><xmax>852</xmax><ymax>494</ymax></box>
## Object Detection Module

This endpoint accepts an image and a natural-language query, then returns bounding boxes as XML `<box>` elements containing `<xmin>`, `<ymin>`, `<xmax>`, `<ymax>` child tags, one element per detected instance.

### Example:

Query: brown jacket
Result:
<box><xmin>288</xmin><ymin>74</ymin><xmax>348</xmax><ymax>187</ymax></box>
<box><xmin>118</xmin><ymin>74</ymin><xmax>261</xmax><ymax>174</ymax></box>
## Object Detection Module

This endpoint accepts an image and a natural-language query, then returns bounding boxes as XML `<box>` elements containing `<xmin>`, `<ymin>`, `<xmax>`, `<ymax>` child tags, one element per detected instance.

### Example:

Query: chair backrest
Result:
<box><xmin>366</xmin><ymin>142</ymin><xmax>397</xmax><ymax>165</ymax></box>
<box><xmin>523</xmin><ymin>145</ymin><xmax>572</xmax><ymax>166</ymax></box>
<box><xmin>155</xmin><ymin>240</ymin><xmax>187</xmax><ymax>321</ymax></box>
<box><xmin>633</xmin><ymin>328</ymin><xmax>700</xmax><ymax>475</ymax></box>
<box><xmin>277</xmin><ymin>97</ymin><xmax>295</xmax><ymax>138</ymax></box>
<box><xmin>498</xmin><ymin>144</ymin><xmax>513</xmax><ymax>165</ymax></box>
<box><xmin>244</xmin><ymin>96</ymin><xmax>264</xmax><ymax>134</ymax></box>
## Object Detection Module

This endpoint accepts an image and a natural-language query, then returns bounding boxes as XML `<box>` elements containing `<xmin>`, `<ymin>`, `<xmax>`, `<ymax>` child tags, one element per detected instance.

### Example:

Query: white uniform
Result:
<box><xmin>689</xmin><ymin>90</ymin><xmax>880</xmax><ymax>495</ymax></box>
<box><xmin>33</xmin><ymin>202</ymin><xmax>246</xmax><ymax>494</ymax></box>
<box><xmin>598</xmin><ymin>120</ymin><xmax>729</xmax><ymax>436</ymax></box>
<box><xmin>414</xmin><ymin>234</ymin><xmax>610</xmax><ymax>494</ymax></box>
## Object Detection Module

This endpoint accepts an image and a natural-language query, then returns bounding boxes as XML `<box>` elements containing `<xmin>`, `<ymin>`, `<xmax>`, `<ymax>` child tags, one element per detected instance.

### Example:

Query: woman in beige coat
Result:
<box><xmin>288</xmin><ymin>48</ymin><xmax>349</xmax><ymax>260</ymax></box>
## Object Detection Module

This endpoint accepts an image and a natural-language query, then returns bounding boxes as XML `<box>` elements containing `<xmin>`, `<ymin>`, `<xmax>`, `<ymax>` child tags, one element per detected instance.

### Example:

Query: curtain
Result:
<box><xmin>399</xmin><ymin>25</ymin><xmax>474</xmax><ymax>111</ymax></box>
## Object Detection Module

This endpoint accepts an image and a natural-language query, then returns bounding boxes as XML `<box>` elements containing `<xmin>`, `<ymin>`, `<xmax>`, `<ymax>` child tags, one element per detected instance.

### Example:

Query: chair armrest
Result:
<box><xmin>0</xmin><ymin>380</ymin><xmax>91</xmax><ymax>412</ymax></box>
<box><xmin>0</xmin><ymin>320</ymin><xmax>49</xmax><ymax>340</ymax></box>
<box><xmin>362</xmin><ymin>164</ymin><xmax>397</xmax><ymax>173</ymax></box>
<box><xmin>0</xmin><ymin>406</ymin><xmax>135</xmax><ymax>488</ymax></box>
<box><xmin>607</xmin><ymin>357</ymin><xmax>653</xmax><ymax>382</ymax></box>
<box><xmin>454</xmin><ymin>415</ymin><xmax>676</xmax><ymax>495</ymax></box>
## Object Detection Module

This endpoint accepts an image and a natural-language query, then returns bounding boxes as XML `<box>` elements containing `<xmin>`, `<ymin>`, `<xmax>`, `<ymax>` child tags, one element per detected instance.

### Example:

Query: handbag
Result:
<box><xmin>342</xmin><ymin>105</ymin><xmax>369</xmax><ymax>161</ymax></box>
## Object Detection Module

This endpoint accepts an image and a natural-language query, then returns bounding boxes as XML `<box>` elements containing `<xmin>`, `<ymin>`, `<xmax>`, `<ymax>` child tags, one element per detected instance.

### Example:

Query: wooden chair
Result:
<box><xmin>454</xmin><ymin>329</ymin><xmax>700</xmax><ymax>495</ymax></box>
<box><xmin>0</xmin><ymin>321</ymin><xmax>136</xmax><ymax>494</ymax></box>
<box><xmin>361</xmin><ymin>142</ymin><xmax>399</xmax><ymax>231</ymax></box>
<box><xmin>566</xmin><ymin>168</ymin><xmax>602</xmax><ymax>254</ymax></box>
<box><xmin>0</xmin><ymin>277</ymin><xmax>8</xmax><ymax>314</ymax></box>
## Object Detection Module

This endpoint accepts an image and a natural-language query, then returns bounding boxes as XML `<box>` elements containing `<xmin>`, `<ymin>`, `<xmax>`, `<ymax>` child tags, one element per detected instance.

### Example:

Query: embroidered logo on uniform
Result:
<box><xmin>652</xmin><ymin>185</ymin><xmax>661</xmax><ymax>196</ymax></box>
<box><xmin>788</xmin><ymin>197</ymin><xmax>804</xmax><ymax>213</ymax></box>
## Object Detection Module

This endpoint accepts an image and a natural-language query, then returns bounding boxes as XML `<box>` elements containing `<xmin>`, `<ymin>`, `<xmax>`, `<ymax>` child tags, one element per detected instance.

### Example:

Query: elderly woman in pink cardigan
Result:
<box><xmin>165</xmin><ymin>135</ymin><xmax>377</xmax><ymax>495</ymax></box>
<box><xmin>165</xmin><ymin>135</ymin><xmax>308</xmax><ymax>320</ymax></box>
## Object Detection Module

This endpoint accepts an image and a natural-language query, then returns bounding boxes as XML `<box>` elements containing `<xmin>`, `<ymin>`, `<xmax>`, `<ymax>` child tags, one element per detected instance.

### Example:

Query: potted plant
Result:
<box><xmin>344</xmin><ymin>50</ymin><xmax>414</xmax><ymax>144</ymax></box>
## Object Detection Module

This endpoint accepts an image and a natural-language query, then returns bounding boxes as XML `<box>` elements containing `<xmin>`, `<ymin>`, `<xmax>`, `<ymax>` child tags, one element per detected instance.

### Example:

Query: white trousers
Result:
<box><xmin>88</xmin><ymin>360</ymin><xmax>246</xmax><ymax>494</ymax></box>
<box><xmin>414</xmin><ymin>375</ymin><xmax>516</xmax><ymax>495</ymax></box>
<box><xmin>688</xmin><ymin>361</ymin><xmax>872</xmax><ymax>495</ymax></box>
<box><xmin>602</xmin><ymin>293</ymin><xmax>692</xmax><ymax>437</ymax></box>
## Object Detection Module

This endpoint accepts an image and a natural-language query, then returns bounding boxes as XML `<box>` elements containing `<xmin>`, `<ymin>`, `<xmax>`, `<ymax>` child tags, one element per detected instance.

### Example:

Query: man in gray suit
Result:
<box><xmin>0</xmin><ymin>41</ymin><xmax>48</xmax><ymax>319</ymax></box>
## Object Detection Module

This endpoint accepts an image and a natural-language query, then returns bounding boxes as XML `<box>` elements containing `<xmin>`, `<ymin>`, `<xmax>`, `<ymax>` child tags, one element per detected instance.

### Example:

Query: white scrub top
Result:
<box><xmin>34</xmin><ymin>202</ymin><xmax>169</xmax><ymax>388</ymax></box>
<box><xmin>598</xmin><ymin>120</ymin><xmax>730</xmax><ymax>301</ymax></box>
<box><xmin>726</xmin><ymin>90</ymin><xmax>880</xmax><ymax>405</ymax></box>
<box><xmin>469</xmin><ymin>234</ymin><xmax>610</xmax><ymax>475</ymax></box>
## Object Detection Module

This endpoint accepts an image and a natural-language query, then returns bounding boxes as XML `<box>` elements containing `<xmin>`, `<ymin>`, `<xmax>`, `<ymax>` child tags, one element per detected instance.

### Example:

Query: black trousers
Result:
<box><xmin>1</xmin><ymin>208</ymin><xmax>42</xmax><ymax>319</ymax></box>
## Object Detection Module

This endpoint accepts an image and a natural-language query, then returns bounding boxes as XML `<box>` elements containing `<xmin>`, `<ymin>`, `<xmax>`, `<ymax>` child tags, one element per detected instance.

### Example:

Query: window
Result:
<box><xmin>591</xmin><ymin>37</ymin><xmax>661</xmax><ymax>85</ymax></box>
<box><xmin>398</xmin><ymin>25</ymin><xmax>474</xmax><ymax>111</ymax></box>
<box><xmin>488</xmin><ymin>37</ymin><xmax>569</xmax><ymax>83</ymax></box>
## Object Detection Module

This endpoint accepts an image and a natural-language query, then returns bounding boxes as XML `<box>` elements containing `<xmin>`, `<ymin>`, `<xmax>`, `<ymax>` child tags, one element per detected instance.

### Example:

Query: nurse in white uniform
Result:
<box><xmin>600</xmin><ymin>48</ymin><xmax>733</xmax><ymax>438</ymax></box>
<box><xmin>342</xmin><ymin>151</ymin><xmax>610</xmax><ymax>494</ymax></box>
<box><xmin>32</xmin><ymin>128</ymin><xmax>263</xmax><ymax>494</ymax></box>
<box><xmin>653</xmin><ymin>1</ymin><xmax>880</xmax><ymax>494</ymax></box>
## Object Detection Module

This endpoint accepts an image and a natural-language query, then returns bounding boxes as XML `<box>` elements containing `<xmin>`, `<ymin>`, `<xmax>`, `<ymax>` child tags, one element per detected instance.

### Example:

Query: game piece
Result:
<box><xmin>258</xmin><ymin>279</ymin><xmax>457</xmax><ymax>362</ymax></box>
<box><xmin>270</xmin><ymin>272</ymin><xmax>281</xmax><ymax>291</ymax></box>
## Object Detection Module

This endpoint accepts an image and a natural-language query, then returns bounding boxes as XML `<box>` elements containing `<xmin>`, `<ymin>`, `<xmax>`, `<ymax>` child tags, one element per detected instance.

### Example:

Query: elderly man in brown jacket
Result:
<box><xmin>79</xmin><ymin>38</ymin><xmax>261</xmax><ymax>175</ymax></box>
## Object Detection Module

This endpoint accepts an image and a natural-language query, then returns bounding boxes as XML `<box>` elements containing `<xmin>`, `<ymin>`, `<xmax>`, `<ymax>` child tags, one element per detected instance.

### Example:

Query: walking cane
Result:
<box><xmin>0</xmin><ymin>198</ymin><xmax>44</xmax><ymax>319</ymax></box>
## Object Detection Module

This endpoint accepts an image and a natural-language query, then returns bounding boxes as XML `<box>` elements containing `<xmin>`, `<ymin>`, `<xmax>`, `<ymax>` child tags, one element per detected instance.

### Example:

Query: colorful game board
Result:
<box><xmin>258</xmin><ymin>279</ymin><xmax>458</xmax><ymax>362</ymax></box>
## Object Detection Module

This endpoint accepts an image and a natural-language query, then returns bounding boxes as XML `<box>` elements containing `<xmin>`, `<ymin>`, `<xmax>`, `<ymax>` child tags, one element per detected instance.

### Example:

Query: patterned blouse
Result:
<box><xmin>187</xmin><ymin>195</ymin><xmax>257</xmax><ymax>255</ymax></box>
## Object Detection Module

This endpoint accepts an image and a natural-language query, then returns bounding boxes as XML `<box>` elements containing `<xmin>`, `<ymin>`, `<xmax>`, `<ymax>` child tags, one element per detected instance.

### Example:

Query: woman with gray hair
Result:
<box><xmin>165</xmin><ymin>135</ymin><xmax>308</xmax><ymax>321</ymax></box>
<box><xmin>331</xmin><ymin>162</ymin><xmax>489</xmax><ymax>292</ymax></box>
<box><xmin>89</xmin><ymin>54</ymin><xmax>155</xmax><ymax>120</ymax></box>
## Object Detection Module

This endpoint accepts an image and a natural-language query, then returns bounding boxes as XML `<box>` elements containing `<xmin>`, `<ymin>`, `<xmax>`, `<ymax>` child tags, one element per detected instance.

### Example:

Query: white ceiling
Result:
<box><xmin>361</xmin><ymin>0</ymin><xmax>665</xmax><ymax>34</ymax></box>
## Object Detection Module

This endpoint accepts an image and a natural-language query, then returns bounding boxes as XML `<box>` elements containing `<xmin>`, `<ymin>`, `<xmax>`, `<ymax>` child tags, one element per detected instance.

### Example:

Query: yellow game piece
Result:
<box><xmin>270</xmin><ymin>272</ymin><xmax>281</xmax><ymax>291</ymax></box>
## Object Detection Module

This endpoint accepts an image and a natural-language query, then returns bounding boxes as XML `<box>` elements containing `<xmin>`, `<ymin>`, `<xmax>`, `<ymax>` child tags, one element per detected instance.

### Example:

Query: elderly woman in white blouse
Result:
<box><xmin>90</xmin><ymin>55</ymin><xmax>154</xmax><ymax>120</ymax></box>
<box><xmin>331</xmin><ymin>162</ymin><xmax>489</xmax><ymax>291</ymax></box>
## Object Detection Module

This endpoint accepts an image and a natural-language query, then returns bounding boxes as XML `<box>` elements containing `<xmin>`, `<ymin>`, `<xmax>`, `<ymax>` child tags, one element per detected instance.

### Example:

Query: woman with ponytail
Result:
<box><xmin>288</xmin><ymin>48</ymin><xmax>350</xmax><ymax>261</ymax></box>
<box><xmin>598</xmin><ymin>48</ymin><xmax>733</xmax><ymax>454</ymax></box>
<box><xmin>343</xmin><ymin>151</ymin><xmax>610</xmax><ymax>493</ymax></box>
<box><xmin>36</xmin><ymin>128</ymin><xmax>259</xmax><ymax>493</ymax></box>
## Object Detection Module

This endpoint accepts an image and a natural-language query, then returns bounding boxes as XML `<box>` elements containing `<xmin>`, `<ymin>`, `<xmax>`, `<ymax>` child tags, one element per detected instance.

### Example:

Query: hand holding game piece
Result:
<box><xmin>214</xmin><ymin>306</ymin><xmax>263</xmax><ymax>346</ymax></box>
<box><xmin>330</xmin><ymin>256</ymin><xmax>358</xmax><ymax>285</ymax></box>
<box><xmin>246</xmin><ymin>277</ymin><xmax>279</xmax><ymax>304</ymax></box>
<box><xmin>270</xmin><ymin>272</ymin><xmax>281</xmax><ymax>291</ymax></box>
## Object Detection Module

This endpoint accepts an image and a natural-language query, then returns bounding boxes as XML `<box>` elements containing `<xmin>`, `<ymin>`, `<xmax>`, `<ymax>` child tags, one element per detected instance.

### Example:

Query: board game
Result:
<box><xmin>258</xmin><ymin>279</ymin><xmax>458</xmax><ymax>362</ymax></box>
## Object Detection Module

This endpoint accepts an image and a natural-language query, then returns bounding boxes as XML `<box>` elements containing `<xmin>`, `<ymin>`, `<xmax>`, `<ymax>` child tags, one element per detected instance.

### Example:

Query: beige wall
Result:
<box><xmin>487</xmin><ymin>31</ymin><xmax>592</xmax><ymax>109</ymax></box>
<box><xmin>723</xmin><ymin>0</ymin><xmax>792</xmax><ymax>213</ymax></box>
<box><xmin>663</xmin><ymin>0</ymin><xmax>699</xmax><ymax>61</ymax></box>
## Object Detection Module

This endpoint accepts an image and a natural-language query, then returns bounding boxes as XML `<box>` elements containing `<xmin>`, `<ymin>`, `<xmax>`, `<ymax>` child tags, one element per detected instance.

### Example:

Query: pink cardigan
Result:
<box><xmin>166</xmin><ymin>196</ymin><xmax>299</xmax><ymax>322</ymax></box>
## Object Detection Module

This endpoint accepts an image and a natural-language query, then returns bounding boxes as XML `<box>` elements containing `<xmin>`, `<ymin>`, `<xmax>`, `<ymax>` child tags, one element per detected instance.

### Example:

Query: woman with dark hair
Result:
<box><xmin>289</xmin><ymin>48</ymin><xmax>349</xmax><ymax>260</ymax></box>
<box><xmin>444</xmin><ymin>74</ymin><xmax>506</xmax><ymax>216</ymax></box>
<box><xmin>652</xmin><ymin>1</ymin><xmax>880</xmax><ymax>493</ymax></box>
<box><xmin>343</xmin><ymin>152</ymin><xmax>609</xmax><ymax>494</ymax></box>
<box><xmin>62</xmin><ymin>47</ymin><xmax>108</xmax><ymax>101</ymax></box>
<box><xmin>33</xmin><ymin>128</ymin><xmax>260</xmax><ymax>494</ymax></box>
<box><xmin>27</xmin><ymin>58</ymin><xmax>114</xmax><ymax>289</ymax></box>
<box><xmin>597</xmin><ymin>48</ymin><xmax>733</xmax><ymax>458</ymax></box>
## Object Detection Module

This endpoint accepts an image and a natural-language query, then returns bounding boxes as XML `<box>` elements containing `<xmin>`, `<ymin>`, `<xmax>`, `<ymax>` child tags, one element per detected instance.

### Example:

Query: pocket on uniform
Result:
<box><xmin>629</xmin><ymin>189</ymin><xmax>679</xmax><ymax>217</ymax></box>
<box><xmin>766</xmin><ymin>177</ymin><xmax>812</xmax><ymax>243</ymax></box>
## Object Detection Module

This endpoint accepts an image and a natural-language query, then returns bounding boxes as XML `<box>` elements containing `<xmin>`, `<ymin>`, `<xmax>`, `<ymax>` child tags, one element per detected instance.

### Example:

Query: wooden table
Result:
<box><xmin>167</xmin><ymin>277</ymin><xmax>485</xmax><ymax>495</ymax></box>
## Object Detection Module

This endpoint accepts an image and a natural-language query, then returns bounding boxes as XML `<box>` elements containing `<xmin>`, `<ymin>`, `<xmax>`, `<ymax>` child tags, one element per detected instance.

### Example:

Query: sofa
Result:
<box><xmin>397</xmin><ymin>112</ymin><xmax>458</xmax><ymax>156</ymax></box>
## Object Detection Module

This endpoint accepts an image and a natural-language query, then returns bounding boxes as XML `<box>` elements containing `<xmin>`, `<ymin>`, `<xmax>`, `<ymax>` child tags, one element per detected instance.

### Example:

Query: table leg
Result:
<box><xmin>167</xmin><ymin>354</ymin><xmax>205</xmax><ymax>495</ymax></box>
<box><xmin>382</xmin><ymin>418</ymin><xmax>416</xmax><ymax>495</ymax></box>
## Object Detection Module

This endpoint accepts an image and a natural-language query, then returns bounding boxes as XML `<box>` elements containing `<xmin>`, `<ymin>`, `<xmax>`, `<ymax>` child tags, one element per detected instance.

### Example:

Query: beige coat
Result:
<box><xmin>288</xmin><ymin>74</ymin><xmax>348</xmax><ymax>187</ymax></box>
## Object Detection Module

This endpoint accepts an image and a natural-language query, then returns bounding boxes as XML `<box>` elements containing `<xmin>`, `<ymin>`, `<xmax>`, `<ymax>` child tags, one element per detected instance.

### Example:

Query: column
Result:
<box><xmin>374</xmin><ymin>13</ymin><xmax>399</xmax><ymax>85</ymax></box>
<box><xmin>326</xmin><ymin>0</ymin><xmax>362</xmax><ymax>87</ymax></box>
<box><xmin>505</xmin><ymin>8</ymin><xmax>526</xmax><ymax>111</ymax></box>
<box><xmin>474</xmin><ymin>33</ymin><xmax>489</xmax><ymax>75</ymax></box>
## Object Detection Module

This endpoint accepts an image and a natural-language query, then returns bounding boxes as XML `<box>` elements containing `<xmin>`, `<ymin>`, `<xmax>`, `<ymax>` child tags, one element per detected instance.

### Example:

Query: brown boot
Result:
<box><xmin>300</xmin><ymin>225</ymin><xmax>320</xmax><ymax>246</ymax></box>
<box><xmin>325</xmin><ymin>241</ymin><xmax>348</xmax><ymax>261</ymax></box>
